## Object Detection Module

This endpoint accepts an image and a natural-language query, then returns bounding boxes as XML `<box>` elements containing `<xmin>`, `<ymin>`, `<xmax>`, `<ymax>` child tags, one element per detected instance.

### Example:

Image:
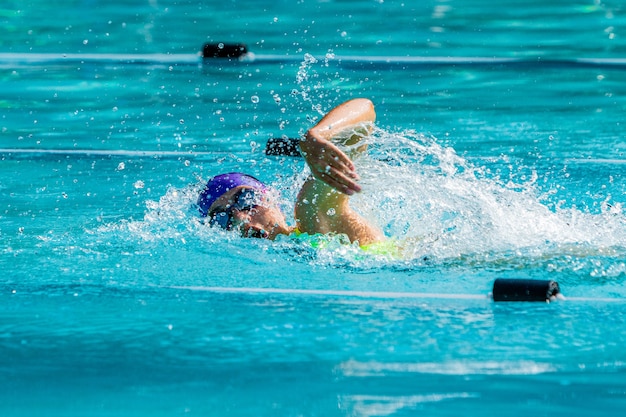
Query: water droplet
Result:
<box><xmin>251</xmin><ymin>95</ymin><xmax>259</xmax><ymax>104</ymax></box>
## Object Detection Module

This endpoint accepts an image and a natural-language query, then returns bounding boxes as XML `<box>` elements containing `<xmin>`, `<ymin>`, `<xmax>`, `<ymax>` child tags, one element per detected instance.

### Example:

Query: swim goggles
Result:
<box><xmin>208</xmin><ymin>188</ymin><xmax>260</xmax><ymax>230</ymax></box>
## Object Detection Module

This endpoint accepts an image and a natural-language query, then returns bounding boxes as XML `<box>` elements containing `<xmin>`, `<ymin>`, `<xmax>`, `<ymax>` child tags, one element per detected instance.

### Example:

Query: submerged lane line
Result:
<box><xmin>5</xmin><ymin>149</ymin><xmax>626</xmax><ymax>166</ymax></box>
<box><xmin>0</xmin><ymin>148</ymin><xmax>223</xmax><ymax>159</ymax></box>
<box><xmin>170</xmin><ymin>285</ymin><xmax>489</xmax><ymax>300</ymax></box>
<box><xmin>169</xmin><ymin>285</ymin><xmax>624</xmax><ymax>303</ymax></box>
<box><xmin>1</xmin><ymin>53</ymin><xmax>626</xmax><ymax>68</ymax></box>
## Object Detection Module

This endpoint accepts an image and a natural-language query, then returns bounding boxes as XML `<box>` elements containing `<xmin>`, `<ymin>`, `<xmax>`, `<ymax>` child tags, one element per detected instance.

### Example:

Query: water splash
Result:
<box><xmin>99</xmin><ymin>184</ymin><xmax>205</xmax><ymax>243</ymax></box>
<box><xmin>92</xmin><ymin>130</ymin><xmax>626</xmax><ymax>281</ymax></box>
<box><xmin>284</xmin><ymin>52</ymin><xmax>357</xmax><ymax>130</ymax></box>
<box><xmin>348</xmin><ymin>129</ymin><xmax>626</xmax><ymax>273</ymax></box>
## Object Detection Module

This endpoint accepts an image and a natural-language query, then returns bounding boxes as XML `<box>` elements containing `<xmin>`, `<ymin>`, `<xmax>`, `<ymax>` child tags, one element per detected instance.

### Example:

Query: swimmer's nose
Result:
<box><xmin>232</xmin><ymin>210</ymin><xmax>269</xmax><ymax>239</ymax></box>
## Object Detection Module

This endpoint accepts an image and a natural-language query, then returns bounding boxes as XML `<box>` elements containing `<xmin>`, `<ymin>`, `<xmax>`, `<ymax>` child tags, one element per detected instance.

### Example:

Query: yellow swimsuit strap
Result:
<box><xmin>291</xmin><ymin>229</ymin><xmax>399</xmax><ymax>258</ymax></box>
<box><xmin>360</xmin><ymin>238</ymin><xmax>400</xmax><ymax>258</ymax></box>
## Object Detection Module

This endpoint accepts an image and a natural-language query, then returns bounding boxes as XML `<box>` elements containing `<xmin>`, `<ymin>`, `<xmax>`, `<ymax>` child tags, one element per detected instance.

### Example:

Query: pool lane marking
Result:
<box><xmin>170</xmin><ymin>285</ymin><xmax>488</xmax><ymax>300</ymax></box>
<box><xmin>0</xmin><ymin>148</ymin><xmax>222</xmax><ymax>158</ymax></box>
<box><xmin>169</xmin><ymin>286</ymin><xmax>624</xmax><ymax>303</ymax></box>
<box><xmin>2</xmin><ymin>53</ymin><xmax>626</xmax><ymax>68</ymax></box>
<box><xmin>5</xmin><ymin>149</ymin><xmax>626</xmax><ymax>167</ymax></box>
<box><xmin>0</xmin><ymin>53</ymin><xmax>201</xmax><ymax>64</ymax></box>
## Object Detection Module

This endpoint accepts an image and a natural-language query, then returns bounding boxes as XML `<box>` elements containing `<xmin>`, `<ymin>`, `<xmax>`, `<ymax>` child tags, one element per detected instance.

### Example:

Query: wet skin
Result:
<box><xmin>207</xmin><ymin>186</ymin><xmax>294</xmax><ymax>240</ymax></box>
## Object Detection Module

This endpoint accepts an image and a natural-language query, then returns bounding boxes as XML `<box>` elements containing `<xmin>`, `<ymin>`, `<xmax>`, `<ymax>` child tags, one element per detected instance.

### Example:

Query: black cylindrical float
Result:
<box><xmin>202</xmin><ymin>43</ymin><xmax>248</xmax><ymax>58</ymax></box>
<box><xmin>265</xmin><ymin>137</ymin><xmax>302</xmax><ymax>157</ymax></box>
<box><xmin>492</xmin><ymin>278</ymin><xmax>560</xmax><ymax>302</ymax></box>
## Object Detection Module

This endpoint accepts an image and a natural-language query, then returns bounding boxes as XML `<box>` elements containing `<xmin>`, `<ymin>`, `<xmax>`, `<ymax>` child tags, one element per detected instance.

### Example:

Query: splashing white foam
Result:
<box><xmin>338</xmin><ymin>359</ymin><xmax>556</xmax><ymax>376</ymax></box>
<box><xmin>350</xmin><ymin>129</ymin><xmax>626</xmax><ymax>264</ymax></box>
<box><xmin>96</xmin><ymin>130</ymin><xmax>626</xmax><ymax>279</ymax></box>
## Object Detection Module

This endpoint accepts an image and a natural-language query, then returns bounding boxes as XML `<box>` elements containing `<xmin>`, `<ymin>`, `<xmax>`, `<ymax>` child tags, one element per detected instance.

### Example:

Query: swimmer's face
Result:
<box><xmin>207</xmin><ymin>186</ymin><xmax>291</xmax><ymax>240</ymax></box>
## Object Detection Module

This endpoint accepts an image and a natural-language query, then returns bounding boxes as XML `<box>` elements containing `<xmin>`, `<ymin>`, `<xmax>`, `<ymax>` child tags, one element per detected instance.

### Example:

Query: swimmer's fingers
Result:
<box><xmin>301</xmin><ymin>133</ymin><xmax>353</xmax><ymax>166</ymax></box>
<box><xmin>315</xmin><ymin>165</ymin><xmax>362</xmax><ymax>195</ymax></box>
<box><xmin>319</xmin><ymin>140</ymin><xmax>355</xmax><ymax>171</ymax></box>
<box><xmin>301</xmin><ymin>136</ymin><xmax>358</xmax><ymax>182</ymax></box>
<box><xmin>309</xmin><ymin>154</ymin><xmax>361</xmax><ymax>194</ymax></box>
<box><xmin>312</xmin><ymin>152</ymin><xmax>358</xmax><ymax>181</ymax></box>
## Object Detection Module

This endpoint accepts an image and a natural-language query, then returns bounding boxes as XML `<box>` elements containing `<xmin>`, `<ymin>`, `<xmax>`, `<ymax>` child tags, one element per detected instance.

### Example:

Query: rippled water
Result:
<box><xmin>2</xmin><ymin>1</ymin><xmax>626</xmax><ymax>416</ymax></box>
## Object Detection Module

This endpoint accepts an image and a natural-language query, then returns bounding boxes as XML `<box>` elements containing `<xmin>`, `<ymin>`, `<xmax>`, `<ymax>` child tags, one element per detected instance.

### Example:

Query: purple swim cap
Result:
<box><xmin>197</xmin><ymin>172</ymin><xmax>267</xmax><ymax>217</ymax></box>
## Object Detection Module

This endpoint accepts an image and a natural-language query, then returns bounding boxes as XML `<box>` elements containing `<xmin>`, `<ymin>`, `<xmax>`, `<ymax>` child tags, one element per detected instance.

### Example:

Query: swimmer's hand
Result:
<box><xmin>295</xmin><ymin>99</ymin><xmax>383</xmax><ymax>245</ymax></box>
<box><xmin>299</xmin><ymin>98</ymin><xmax>375</xmax><ymax>195</ymax></box>
<box><xmin>300</xmin><ymin>133</ymin><xmax>361</xmax><ymax>195</ymax></box>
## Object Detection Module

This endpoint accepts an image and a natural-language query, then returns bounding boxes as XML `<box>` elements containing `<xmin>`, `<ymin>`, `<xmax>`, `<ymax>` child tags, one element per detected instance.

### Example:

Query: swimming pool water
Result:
<box><xmin>2</xmin><ymin>1</ymin><xmax>626</xmax><ymax>416</ymax></box>
<box><xmin>2</xmin><ymin>0</ymin><xmax>624</xmax><ymax>58</ymax></box>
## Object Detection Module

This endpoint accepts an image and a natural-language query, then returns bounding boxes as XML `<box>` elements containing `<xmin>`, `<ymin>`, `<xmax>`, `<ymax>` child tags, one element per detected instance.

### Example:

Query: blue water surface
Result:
<box><xmin>2</xmin><ymin>1</ymin><xmax>626</xmax><ymax>416</ymax></box>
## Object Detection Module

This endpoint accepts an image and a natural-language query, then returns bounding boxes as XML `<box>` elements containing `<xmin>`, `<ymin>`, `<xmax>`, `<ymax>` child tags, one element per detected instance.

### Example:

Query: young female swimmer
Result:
<box><xmin>197</xmin><ymin>98</ymin><xmax>384</xmax><ymax>246</ymax></box>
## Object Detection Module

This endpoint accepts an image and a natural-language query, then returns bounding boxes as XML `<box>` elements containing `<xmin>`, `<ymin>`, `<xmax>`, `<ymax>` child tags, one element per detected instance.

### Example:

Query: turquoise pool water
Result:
<box><xmin>2</xmin><ymin>1</ymin><xmax>626</xmax><ymax>416</ymax></box>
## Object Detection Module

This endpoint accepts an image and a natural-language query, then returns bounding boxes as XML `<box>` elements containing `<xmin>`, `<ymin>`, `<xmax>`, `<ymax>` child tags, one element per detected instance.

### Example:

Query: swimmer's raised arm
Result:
<box><xmin>299</xmin><ymin>98</ymin><xmax>375</xmax><ymax>195</ymax></box>
<box><xmin>295</xmin><ymin>98</ymin><xmax>383</xmax><ymax>245</ymax></box>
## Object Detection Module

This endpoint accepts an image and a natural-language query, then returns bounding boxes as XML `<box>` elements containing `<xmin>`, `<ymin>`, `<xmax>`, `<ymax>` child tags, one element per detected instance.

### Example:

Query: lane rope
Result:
<box><xmin>1</xmin><ymin>47</ymin><xmax>625</xmax><ymax>68</ymax></box>
<box><xmin>170</xmin><ymin>279</ymin><xmax>624</xmax><ymax>303</ymax></box>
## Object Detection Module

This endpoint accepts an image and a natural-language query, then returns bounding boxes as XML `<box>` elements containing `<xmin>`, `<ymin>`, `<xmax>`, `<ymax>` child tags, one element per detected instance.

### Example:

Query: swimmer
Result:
<box><xmin>197</xmin><ymin>98</ymin><xmax>384</xmax><ymax>246</ymax></box>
